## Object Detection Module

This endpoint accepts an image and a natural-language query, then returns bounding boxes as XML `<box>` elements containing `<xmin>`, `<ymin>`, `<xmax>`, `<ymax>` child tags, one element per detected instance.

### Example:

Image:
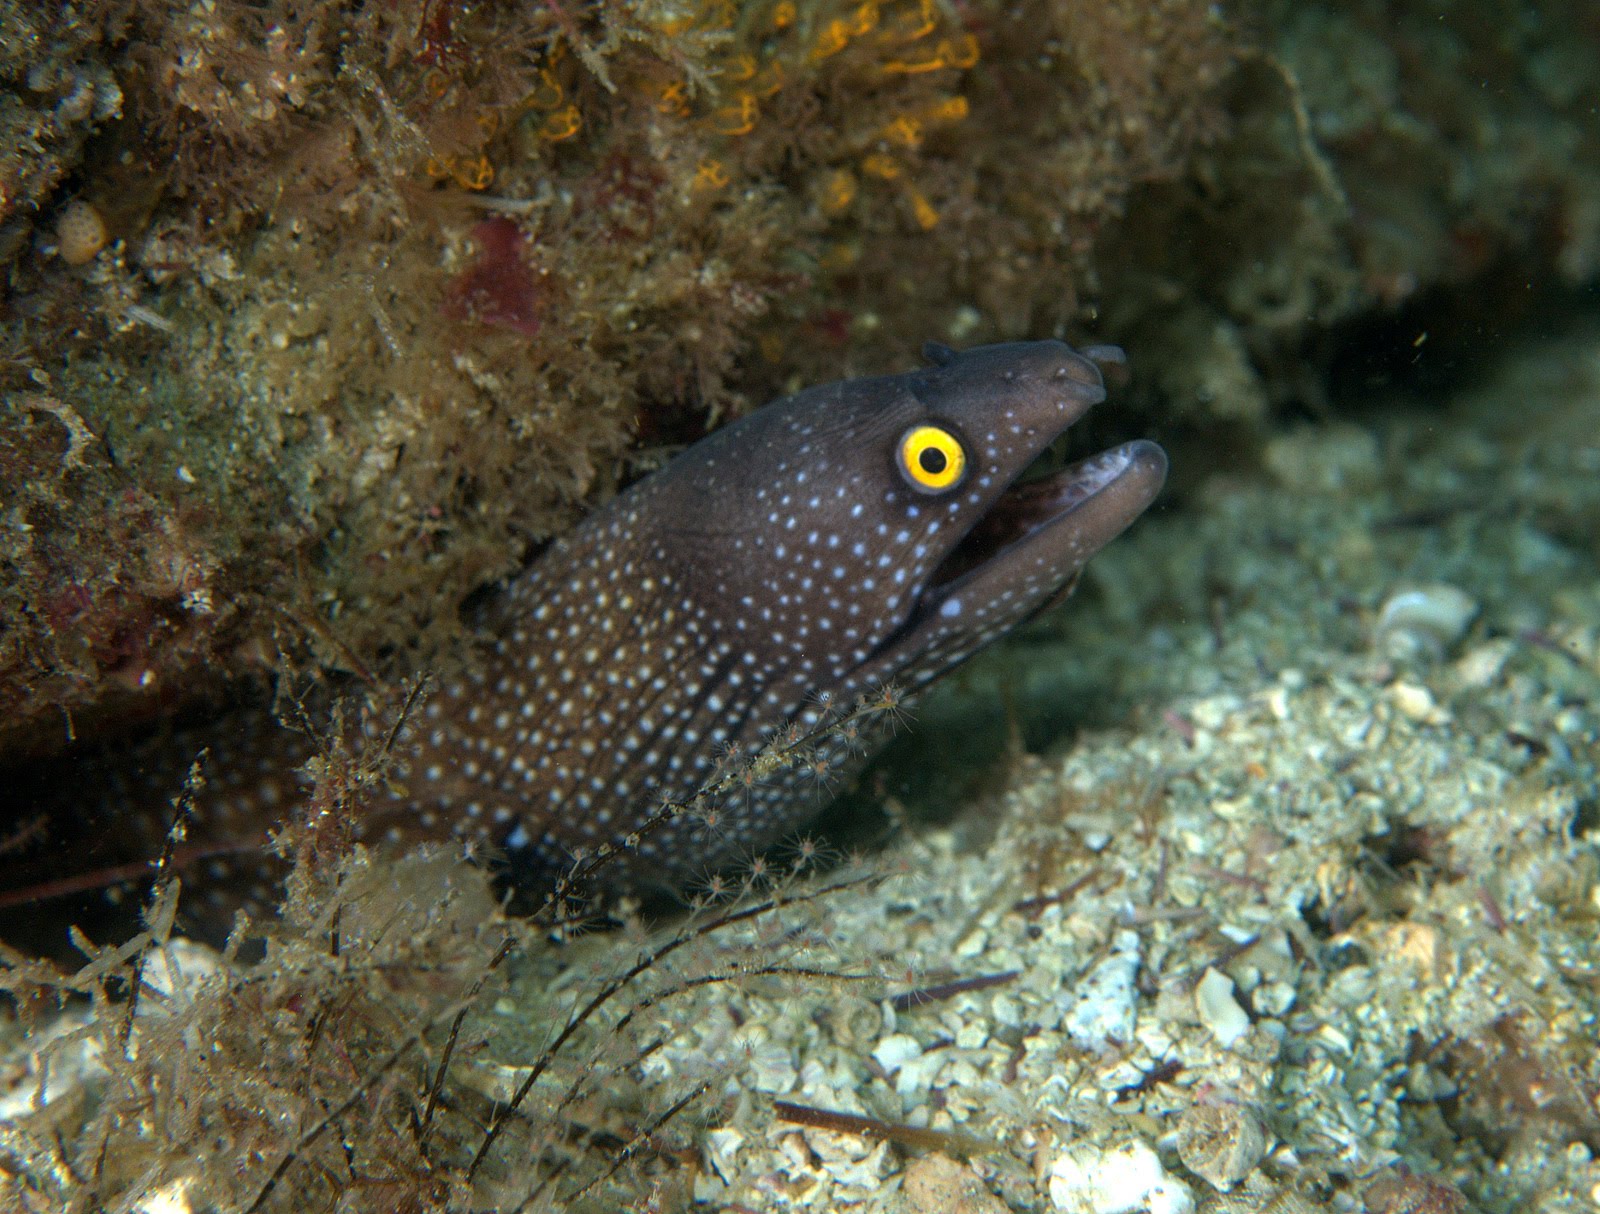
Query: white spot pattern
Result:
<box><xmin>82</xmin><ymin>342</ymin><xmax>1157</xmax><ymax>914</ymax></box>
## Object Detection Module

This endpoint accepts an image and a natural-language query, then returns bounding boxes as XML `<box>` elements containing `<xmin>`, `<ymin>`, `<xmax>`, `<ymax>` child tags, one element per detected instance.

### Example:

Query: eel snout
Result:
<box><xmin>928</xmin><ymin>438</ymin><xmax>1167</xmax><ymax>596</ymax></box>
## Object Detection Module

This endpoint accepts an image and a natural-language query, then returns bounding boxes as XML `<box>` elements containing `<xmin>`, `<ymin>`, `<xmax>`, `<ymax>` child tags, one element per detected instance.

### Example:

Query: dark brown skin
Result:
<box><xmin>2</xmin><ymin>341</ymin><xmax>1165</xmax><ymax>936</ymax></box>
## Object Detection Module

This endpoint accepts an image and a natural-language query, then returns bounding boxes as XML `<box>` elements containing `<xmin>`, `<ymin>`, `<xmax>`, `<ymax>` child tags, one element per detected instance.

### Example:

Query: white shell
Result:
<box><xmin>1376</xmin><ymin>584</ymin><xmax>1479</xmax><ymax>661</ymax></box>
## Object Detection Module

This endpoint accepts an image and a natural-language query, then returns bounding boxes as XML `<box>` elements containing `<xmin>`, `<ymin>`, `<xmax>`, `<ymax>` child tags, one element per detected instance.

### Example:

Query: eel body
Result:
<box><xmin>7</xmin><ymin>341</ymin><xmax>1165</xmax><ymax>921</ymax></box>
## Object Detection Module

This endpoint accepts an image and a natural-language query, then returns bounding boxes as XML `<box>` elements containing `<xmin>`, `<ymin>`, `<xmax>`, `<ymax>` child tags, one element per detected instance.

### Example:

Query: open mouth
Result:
<box><xmin>927</xmin><ymin>439</ymin><xmax>1167</xmax><ymax>592</ymax></box>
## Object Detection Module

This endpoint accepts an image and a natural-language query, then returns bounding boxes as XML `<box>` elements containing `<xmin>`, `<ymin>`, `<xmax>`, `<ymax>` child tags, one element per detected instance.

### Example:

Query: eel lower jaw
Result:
<box><xmin>925</xmin><ymin>439</ymin><xmax>1169</xmax><ymax>600</ymax></box>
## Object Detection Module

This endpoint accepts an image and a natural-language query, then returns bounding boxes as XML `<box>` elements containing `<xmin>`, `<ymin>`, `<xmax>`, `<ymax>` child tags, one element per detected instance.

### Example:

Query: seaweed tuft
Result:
<box><xmin>0</xmin><ymin>681</ymin><xmax>903</xmax><ymax>1212</ymax></box>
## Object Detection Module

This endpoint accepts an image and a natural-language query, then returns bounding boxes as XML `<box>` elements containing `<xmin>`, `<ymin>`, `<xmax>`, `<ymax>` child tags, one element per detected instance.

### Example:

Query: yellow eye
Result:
<box><xmin>896</xmin><ymin>424</ymin><xmax>967</xmax><ymax>493</ymax></box>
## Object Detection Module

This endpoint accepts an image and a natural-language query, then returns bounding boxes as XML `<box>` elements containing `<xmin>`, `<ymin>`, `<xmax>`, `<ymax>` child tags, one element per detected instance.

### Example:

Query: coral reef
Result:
<box><xmin>2</xmin><ymin>0</ymin><xmax>1234</xmax><ymax>754</ymax></box>
<box><xmin>6</xmin><ymin>0</ymin><xmax>1597</xmax><ymax>757</ymax></box>
<box><xmin>0</xmin><ymin>0</ymin><xmax>1222</xmax><ymax>761</ymax></box>
<box><xmin>1103</xmin><ymin>0</ymin><xmax>1600</xmax><ymax>428</ymax></box>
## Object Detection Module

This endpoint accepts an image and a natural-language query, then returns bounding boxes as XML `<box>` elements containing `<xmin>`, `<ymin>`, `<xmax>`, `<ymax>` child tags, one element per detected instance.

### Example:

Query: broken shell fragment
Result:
<box><xmin>1195</xmin><ymin>967</ymin><xmax>1251</xmax><ymax>1047</ymax></box>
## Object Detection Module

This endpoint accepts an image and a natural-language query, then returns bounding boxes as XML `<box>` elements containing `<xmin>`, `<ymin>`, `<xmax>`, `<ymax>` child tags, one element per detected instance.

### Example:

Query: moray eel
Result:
<box><xmin>6</xmin><ymin>340</ymin><xmax>1165</xmax><ymax>923</ymax></box>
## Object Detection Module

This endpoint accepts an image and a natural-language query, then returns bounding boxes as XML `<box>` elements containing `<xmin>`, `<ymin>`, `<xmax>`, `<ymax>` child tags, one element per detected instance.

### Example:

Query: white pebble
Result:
<box><xmin>1455</xmin><ymin>638</ymin><xmax>1514</xmax><ymax>689</ymax></box>
<box><xmin>133</xmin><ymin>1178</ymin><xmax>195</xmax><ymax>1214</ymax></box>
<box><xmin>1390</xmin><ymin>680</ymin><xmax>1448</xmax><ymax>725</ymax></box>
<box><xmin>1049</xmin><ymin>1140</ymin><xmax>1195</xmax><ymax>1214</ymax></box>
<box><xmin>1064</xmin><ymin>929</ymin><xmax>1140</xmax><ymax>1050</ymax></box>
<box><xmin>871</xmin><ymin>1032</ymin><xmax>922</xmax><ymax>1072</ymax></box>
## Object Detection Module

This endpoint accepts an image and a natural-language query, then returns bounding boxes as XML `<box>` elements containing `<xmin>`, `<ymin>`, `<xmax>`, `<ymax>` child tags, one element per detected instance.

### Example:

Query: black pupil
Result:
<box><xmin>918</xmin><ymin>446</ymin><xmax>948</xmax><ymax>475</ymax></box>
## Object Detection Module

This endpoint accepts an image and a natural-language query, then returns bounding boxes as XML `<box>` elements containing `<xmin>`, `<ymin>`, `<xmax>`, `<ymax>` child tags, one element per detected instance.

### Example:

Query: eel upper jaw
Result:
<box><xmin>894</xmin><ymin>438</ymin><xmax>1168</xmax><ymax>648</ymax></box>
